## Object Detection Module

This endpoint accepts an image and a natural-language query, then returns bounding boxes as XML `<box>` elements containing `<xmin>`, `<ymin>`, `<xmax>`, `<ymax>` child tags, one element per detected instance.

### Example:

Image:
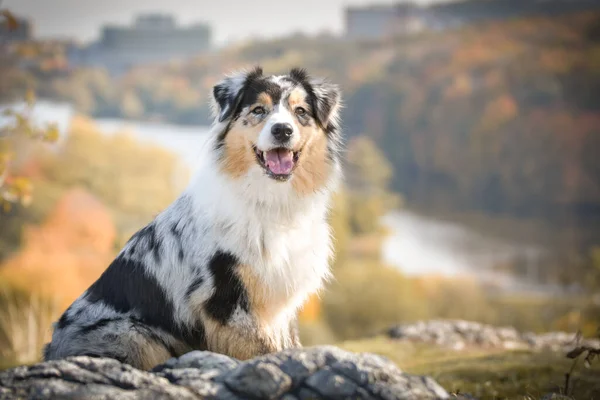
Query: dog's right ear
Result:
<box><xmin>211</xmin><ymin>67</ymin><xmax>263</xmax><ymax>123</ymax></box>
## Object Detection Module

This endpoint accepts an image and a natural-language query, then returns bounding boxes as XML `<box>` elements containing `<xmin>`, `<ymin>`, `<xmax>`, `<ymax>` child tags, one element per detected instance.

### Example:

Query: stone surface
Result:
<box><xmin>0</xmin><ymin>346</ymin><xmax>452</xmax><ymax>399</ymax></box>
<box><xmin>387</xmin><ymin>320</ymin><xmax>600</xmax><ymax>352</ymax></box>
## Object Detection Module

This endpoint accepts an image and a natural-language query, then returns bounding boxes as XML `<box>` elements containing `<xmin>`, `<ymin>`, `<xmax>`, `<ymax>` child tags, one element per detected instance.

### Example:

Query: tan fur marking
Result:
<box><xmin>220</xmin><ymin>122</ymin><xmax>262</xmax><ymax>179</ymax></box>
<box><xmin>257</xmin><ymin>92</ymin><xmax>273</xmax><ymax>108</ymax></box>
<box><xmin>202</xmin><ymin>311</ymin><xmax>280</xmax><ymax>360</ymax></box>
<box><xmin>220</xmin><ymin>91</ymin><xmax>277</xmax><ymax>179</ymax></box>
<box><xmin>236</xmin><ymin>265</ymin><xmax>301</xmax><ymax>350</ymax></box>
<box><xmin>292</xmin><ymin>128</ymin><xmax>331</xmax><ymax>195</ymax></box>
<box><xmin>236</xmin><ymin>265</ymin><xmax>289</xmax><ymax>323</ymax></box>
<box><xmin>132</xmin><ymin>335</ymin><xmax>174</xmax><ymax>370</ymax></box>
<box><xmin>287</xmin><ymin>88</ymin><xmax>308</xmax><ymax>110</ymax></box>
<box><xmin>286</xmin><ymin>87</ymin><xmax>332</xmax><ymax>195</ymax></box>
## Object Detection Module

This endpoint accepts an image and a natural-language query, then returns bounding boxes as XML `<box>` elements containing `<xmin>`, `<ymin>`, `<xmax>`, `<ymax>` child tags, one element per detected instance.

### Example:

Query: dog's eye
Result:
<box><xmin>295</xmin><ymin>107</ymin><xmax>307</xmax><ymax>116</ymax></box>
<box><xmin>251</xmin><ymin>106</ymin><xmax>266</xmax><ymax>116</ymax></box>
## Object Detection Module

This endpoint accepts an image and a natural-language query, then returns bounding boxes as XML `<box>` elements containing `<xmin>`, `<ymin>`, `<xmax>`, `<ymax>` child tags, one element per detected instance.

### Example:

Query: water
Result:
<box><xmin>94</xmin><ymin>118</ymin><xmax>212</xmax><ymax>172</ymax></box>
<box><xmin>1</xmin><ymin>101</ymin><xmax>558</xmax><ymax>292</ymax></box>
<box><xmin>0</xmin><ymin>100</ymin><xmax>74</xmax><ymax>138</ymax></box>
<box><xmin>381</xmin><ymin>211</ymin><xmax>555</xmax><ymax>293</ymax></box>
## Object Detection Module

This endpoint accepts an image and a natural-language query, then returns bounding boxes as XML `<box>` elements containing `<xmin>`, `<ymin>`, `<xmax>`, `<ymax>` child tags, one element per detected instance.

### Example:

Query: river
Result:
<box><xmin>2</xmin><ymin>101</ymin><xmax>561</xmax><ymax>294</ymax></box>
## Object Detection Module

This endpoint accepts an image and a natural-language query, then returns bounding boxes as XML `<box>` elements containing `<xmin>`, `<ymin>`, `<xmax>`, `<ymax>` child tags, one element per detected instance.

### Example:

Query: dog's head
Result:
<box><xmin>210</xmin><ymin>67</ymin><xmax>342</xmax><ymax>196</ymax></box>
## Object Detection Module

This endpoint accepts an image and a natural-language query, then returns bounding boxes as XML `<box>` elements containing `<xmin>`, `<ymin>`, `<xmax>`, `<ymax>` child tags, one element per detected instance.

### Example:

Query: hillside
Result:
<box><xmin>3</xmin><ymin>12</ymin><xmax>596</xmax><ymax>224</ymax></box>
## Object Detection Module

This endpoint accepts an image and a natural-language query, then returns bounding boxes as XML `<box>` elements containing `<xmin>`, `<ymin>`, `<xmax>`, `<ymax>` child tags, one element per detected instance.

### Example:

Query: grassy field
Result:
<box><xmin>340</xmin><ymin>336</ymin><xmax>600</xmax><ymax>400</ymax></box>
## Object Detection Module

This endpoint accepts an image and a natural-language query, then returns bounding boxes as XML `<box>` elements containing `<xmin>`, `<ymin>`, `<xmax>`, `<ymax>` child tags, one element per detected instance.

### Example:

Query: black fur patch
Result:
<box><xmin>130</xmin><ymin>318</ymin><xmax>180</xmax><ymax>357</ymax></box>
<box><xmin>84</xmin><ymin>255</ymin><xmax>206</xmax><ymax>349</ymax></box>
<box><xmin>170</xmin><ymin>223</ymin><xmax>185</xmax><ymax>262</ymax></box>
<box><xmin>134</xmin><ymin>224</ymin><xmax>161</xmax><ymax>263</ymax></box>
<box><xmin>213</xmin><ymin>66</ymin><xmax>263</xmax><ymax>123</ymax></box>
<box><xmin>241</xmin><ymin>77</ymin><xmax>283</xmax><ymax>107</ymax></box>
<box><xmin>56</xmin><ymin>310</ymin><xmax>72</xmax><ymax>330</ymax></box>
<box><xmin>185</xmin><ymin>275</ymin><xmax>204</xmax><ymax>299</ymax></box>
<box><xmin>79</xmin><ymin>318</ymin><xmax>120</xmax><ymax>334</ymax></box>
<box><xmin>85</xmin><ymin>256</ymin><xmax>173</xmax><ymax>328</ymax></box>
<box><xmin>204</xmin><ymin>250</ymin><xmax>250</xmax><ymax>324</ymax></box>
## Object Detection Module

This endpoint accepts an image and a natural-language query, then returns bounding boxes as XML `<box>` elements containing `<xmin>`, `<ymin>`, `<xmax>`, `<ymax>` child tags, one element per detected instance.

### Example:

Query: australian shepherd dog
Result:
<box><xmin>44</xmin><ymin>67</ymin><xmax>343</xmax><ymax>370</ymax></box>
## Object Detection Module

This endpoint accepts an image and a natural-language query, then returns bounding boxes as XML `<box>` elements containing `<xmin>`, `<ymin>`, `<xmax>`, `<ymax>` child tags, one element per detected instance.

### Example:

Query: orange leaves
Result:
<box><xmin>0</xmin><ymin>189</ymin><xmax>117</xmax><ymax>310</ymax></box>
<box><xmin>0</xmin><ymin>98</ymin><xmax>61</xmax><ymax>212</ymax></box>
<box><xmin>298</xmin><ymin>294</ymin><xmax>321</xmax><ymax>323</ymax></box>
<box><xmin>477</xmin><ymin>94</ymin><xmax>519</xmax><ymax>133</ymax></box>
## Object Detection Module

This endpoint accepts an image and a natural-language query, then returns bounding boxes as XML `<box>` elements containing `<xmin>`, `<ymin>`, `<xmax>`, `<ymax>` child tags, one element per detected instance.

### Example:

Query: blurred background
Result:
<box><xmin>0</xmin><ymin>0</ymin><xmax>599</xmax><ymax>395</ymax></box>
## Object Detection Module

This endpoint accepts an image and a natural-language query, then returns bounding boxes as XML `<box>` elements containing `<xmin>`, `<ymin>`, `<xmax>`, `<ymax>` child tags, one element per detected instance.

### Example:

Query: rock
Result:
<box><xmin>387</xmin><ymin>320</ymin><xmax>600</xmax><ymax>352</ymax></box>
<box><xmin>0</xmin><ymin>346</ymin><xmax>452</xmax><ymax>400</ymax></box>
<box><xmin>540</xmin><ymin>394</ymin><xmax>575</xmax><ymax>400</ymax></box>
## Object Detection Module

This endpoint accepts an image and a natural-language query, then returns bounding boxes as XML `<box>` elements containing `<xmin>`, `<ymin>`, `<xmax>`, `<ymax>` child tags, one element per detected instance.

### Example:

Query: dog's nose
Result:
<box><xmin>271</xmin><ymin>123</ymin><xmax>293</xmax><ymax>142</ymax></box>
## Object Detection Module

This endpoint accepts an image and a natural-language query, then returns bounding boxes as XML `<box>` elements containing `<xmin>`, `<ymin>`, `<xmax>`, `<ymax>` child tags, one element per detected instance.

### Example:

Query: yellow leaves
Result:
<box><xmin>0</xmin><ymin>90</ymin><xmax>57</xmax><ymax>212</ymax></box>
<box><xmin>0</xmin><ymin>177</ymin><xmax>32</xmax><ymax>213</ymax></box>
<box><xmin>44</xmin><ymin>123</ymin><xmax>60</xmax><ymax>143</ymax></box>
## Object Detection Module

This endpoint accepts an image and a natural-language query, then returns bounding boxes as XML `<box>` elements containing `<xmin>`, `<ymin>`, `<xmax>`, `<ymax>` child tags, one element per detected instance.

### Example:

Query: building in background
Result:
<box><xmin>69</xmin><ymin>14</ymin><xmax>211</xmax><ymax>75</ymax></box>
<box><xmin>0</xmin><ymin>16</ymin><xmax>33</xmax><ymax>42</ymax></box>
<box><xmin>346</xmin><ymin>0</ymin><xmax>600</xmax><ymax>40</ymax></box>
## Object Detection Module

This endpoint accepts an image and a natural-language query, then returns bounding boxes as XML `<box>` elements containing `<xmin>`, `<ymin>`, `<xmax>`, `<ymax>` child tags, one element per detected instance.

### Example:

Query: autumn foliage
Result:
<box><xmin>0</xmin><ymin>188</ymin><xmax>116</xmax><ymax>310</ymax></box>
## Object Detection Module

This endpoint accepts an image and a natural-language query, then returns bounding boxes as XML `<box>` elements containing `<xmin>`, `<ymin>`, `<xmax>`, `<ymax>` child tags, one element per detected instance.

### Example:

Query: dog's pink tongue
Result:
<box><xmin>265</xmin><ymin>149</ymin><xmax>294</xmax><ymax>175</ymax></box>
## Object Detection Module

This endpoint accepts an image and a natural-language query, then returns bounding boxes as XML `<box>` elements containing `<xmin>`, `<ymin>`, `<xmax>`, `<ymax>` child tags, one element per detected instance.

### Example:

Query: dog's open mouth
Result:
<box><xmin>254</xmin><ymin>146</ymin><xmax>300</xmax><ymax>181</ymax></box>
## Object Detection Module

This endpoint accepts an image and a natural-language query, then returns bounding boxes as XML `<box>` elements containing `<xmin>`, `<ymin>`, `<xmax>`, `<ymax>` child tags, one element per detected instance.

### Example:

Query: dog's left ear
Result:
<box><xmin>211</xmin><ymin>67</ymin><xmax>263</xmax><ymax>123</ymax></box>
<box><xmin>311</xmin><ymin>79</ymin><xmax>341</xmax><ymax>129</ymax></box>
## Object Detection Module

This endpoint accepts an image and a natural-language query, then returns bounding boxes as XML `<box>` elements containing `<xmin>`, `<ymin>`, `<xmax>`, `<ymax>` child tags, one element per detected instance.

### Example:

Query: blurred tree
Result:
<box><xmin>328</xmin><ymin>190</ymin><xmax>351</xmax><ymax>265</ymax></box>
<box><xmin>0</xmin><ymin>116</ymin><xmax>185</xmax><ymax>261</ymax></box>
<box><xmin>322</xmin><ymin>261</ymin><xmax>428</xmax><ymax>340</ymax></box>
<box><xmin>345</xmin><ymin>136</ymin><xmax>401</xmax><ymax>234</ymax></box>
<box><xmin>0</xmin><ymin>12</ymin><xmax>59</xmax><ymax>213</ymax></box>
<box><xmin>0</xmin><ymin>188</ymin><xmax>116</xmax><ymax>310</ymax></box>
<box><xmin>0</xmin><ymin>90</ymin><xmax>59</xmax><ymax>213</ymax></box>
<box><xmin>38</xmin><ymin>116</ymin><xmax>184</xmax><ymax>244</ymax></box>
<box><xmin>120</xmin><ymin>90</ymin><xmax>144</xmax><ymax>119</ymax></box>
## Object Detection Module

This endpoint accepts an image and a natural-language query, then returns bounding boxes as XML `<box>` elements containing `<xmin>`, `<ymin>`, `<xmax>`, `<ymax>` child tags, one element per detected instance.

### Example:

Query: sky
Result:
<box><xmin>3</xmin><ymin>0</ymin><xmax>443</xmax><ymax>46</ymax></box>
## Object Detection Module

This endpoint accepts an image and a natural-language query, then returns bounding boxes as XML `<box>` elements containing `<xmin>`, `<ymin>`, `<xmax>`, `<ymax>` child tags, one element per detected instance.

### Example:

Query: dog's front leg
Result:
<box><xmin>285</xmin><ymin>317</ymin><xmax>302</xmax><ymax>349</ymax></box>
<box><xmin>202</xmin><ymin>312</ymin><xmax>280</xmax><ymax>360</ymax></box>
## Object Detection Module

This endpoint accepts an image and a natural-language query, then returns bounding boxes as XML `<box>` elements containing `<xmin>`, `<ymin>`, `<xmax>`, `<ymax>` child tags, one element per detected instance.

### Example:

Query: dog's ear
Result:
<box><xmin>211</xmin><ymin>67</ymin><xmax>263</xmax><ymax>123</ymax></box>
<box><xmin>311</xmin><ymin>79</ymin><xmax>341</xmax><ymax>130</ymax></box>
<box><xmin>290</xmin><ymin>68</ymin><xmax>341</xmax><ymax>130</ymax></box>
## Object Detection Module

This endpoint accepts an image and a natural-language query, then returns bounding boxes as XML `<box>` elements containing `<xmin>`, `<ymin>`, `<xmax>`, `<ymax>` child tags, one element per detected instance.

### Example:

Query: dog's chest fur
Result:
<box><xmin>204</xmin><ymin>189</ymin><xmax>330</xmax><ymax>323</ymax></box>
<box><xmin>231</xmin><ymin>213</ymin><xmax>330</xmax><ymax>323</ymax></box>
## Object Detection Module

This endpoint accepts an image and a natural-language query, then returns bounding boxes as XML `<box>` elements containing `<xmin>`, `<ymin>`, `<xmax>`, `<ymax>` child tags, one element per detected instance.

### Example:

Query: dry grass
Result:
<box><xmin>0</xmin><ymin>287</ymin><xmax>60</xmax><ymax>369</ymax></box>
<box><xmin>322</xmin><ymin>261</ymin><xmax>430</xmax><ymax>340</ymax></box>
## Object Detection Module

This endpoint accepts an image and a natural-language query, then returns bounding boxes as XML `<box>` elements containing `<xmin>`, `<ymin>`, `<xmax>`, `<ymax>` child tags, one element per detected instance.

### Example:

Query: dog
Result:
<box><xmin>43</xmin><ymin>67</ymin><xmax>342</xmax><ymax>370</ymax></box>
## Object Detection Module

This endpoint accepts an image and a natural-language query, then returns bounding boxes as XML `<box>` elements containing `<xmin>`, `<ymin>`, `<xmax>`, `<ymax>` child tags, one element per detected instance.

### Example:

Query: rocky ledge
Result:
<box><xmin>0</xmin><ymin>346</ymin><xmax>453</xmax><ymax>400</ymax></box>
<box><xmin>388</xmin><ymin>320</ymin><xmax>600</xmax><ymax>351</ymax></box>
